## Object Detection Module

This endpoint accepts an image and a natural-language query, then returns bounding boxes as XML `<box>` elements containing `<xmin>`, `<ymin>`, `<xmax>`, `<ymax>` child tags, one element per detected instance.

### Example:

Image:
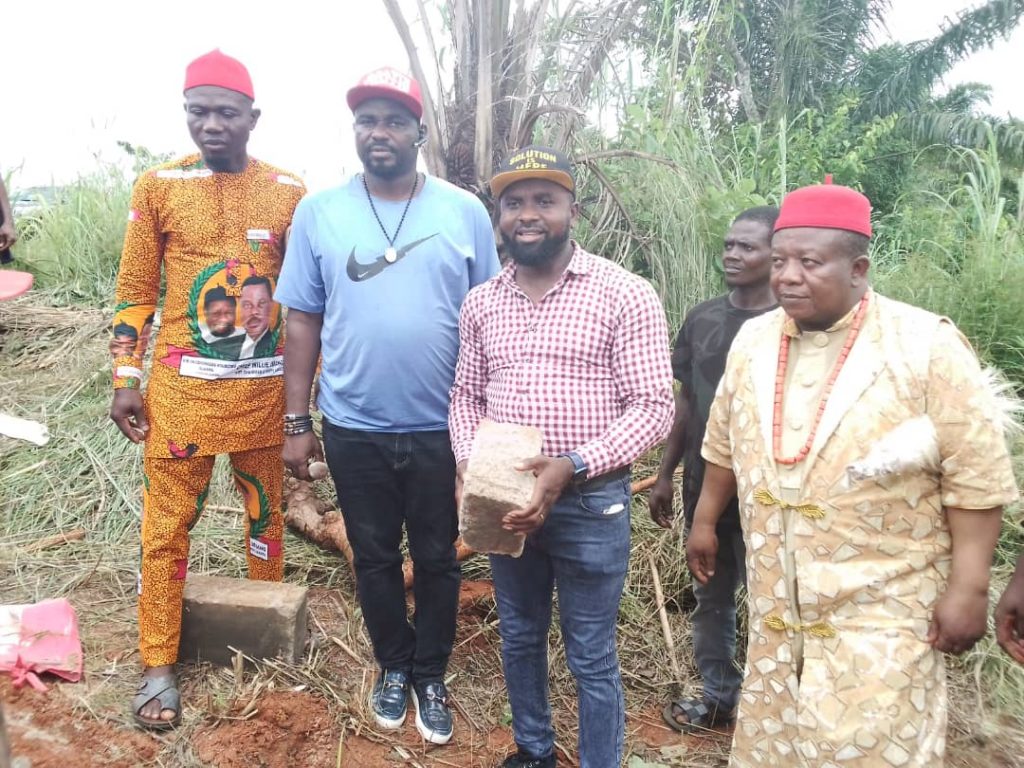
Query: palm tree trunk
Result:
<box><xmin>726</xmin><ymin>36</ymin><xmax>761</xmax><ymax>123</ymax></box>
<box><xmin>381</xmin><ymin>0</ymin><xmax>448</xmax><ymax>178</ymax></box>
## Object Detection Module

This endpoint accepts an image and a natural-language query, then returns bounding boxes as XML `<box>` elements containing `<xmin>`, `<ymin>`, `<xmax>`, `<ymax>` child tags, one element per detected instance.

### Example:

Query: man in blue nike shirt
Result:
<box><xmin>275</xmin><ymin>67</ymin><xmax>499</xmax><ymax>746</ymax></box>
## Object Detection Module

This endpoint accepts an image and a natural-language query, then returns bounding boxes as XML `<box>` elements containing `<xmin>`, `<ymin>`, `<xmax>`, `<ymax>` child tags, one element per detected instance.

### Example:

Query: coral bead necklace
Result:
<box><xmin>773</xmin><ymin>292</ymin><xmax>870</xmax><ymax>465</ymax></box>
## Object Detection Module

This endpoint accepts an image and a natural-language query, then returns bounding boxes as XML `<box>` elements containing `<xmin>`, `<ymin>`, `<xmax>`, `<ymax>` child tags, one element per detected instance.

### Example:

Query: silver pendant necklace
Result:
<box><xmin>362</xmin><ymin>172</ymin><xmax>419</xmax><ymax>263</ymax></box>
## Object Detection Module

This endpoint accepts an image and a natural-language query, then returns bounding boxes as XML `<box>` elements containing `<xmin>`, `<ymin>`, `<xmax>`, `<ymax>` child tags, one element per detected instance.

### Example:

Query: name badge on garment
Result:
<box><xmin>249</xmin><ymin>538</ymin><xmax>269</xmax><ymax>561</ymax></box>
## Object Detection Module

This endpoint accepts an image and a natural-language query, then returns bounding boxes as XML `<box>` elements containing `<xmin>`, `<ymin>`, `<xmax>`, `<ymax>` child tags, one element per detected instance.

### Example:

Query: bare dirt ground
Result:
<box><xmin>2</xmin><ymin>578</ymin><xmax>1021</xmax><ymax>768</ymax></box>
<box><xmin>0</xmin><ymin>581</ymin><xmax>732</xmax><ymax>768</ymax></box>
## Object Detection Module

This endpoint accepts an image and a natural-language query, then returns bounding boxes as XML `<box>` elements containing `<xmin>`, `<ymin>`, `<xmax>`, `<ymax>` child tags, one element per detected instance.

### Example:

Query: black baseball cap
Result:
<box><xmin>490</xmin><ymin>145</ymin><xmax>575</xmax><ymax>199</ymax></box>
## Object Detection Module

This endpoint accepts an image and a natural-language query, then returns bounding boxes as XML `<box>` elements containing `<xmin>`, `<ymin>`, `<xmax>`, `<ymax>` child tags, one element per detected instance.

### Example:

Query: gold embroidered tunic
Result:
<box><xmin>702</xmin><ymin>291</ymin><xmax>1018</xmax><ymax>766</ymax></box>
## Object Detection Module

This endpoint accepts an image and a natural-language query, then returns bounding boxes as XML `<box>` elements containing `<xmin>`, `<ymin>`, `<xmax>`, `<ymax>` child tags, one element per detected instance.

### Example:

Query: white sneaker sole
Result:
<box><xmin>411</xmin><ymin>687</ymin><xmax>453</xmax><ymax>745</ymax></box>
<box><xmin>369</xmin><ymin>689</ymin><xmax>406</xmax><ymax>730</ymax></box>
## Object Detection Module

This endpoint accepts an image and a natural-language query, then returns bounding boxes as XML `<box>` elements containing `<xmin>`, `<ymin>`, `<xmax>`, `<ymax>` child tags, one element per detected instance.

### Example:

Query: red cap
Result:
<box><xmin>347</xmin><ymin>67</ymin><xmax>423</xmax><ymax>119</ymax></box>
<box><xmin>184</xmin><ymin>49</ymin><xmax>254</xmax><ymax>100</ymax></box>
<box><xmin>775</xmin><ymin>180</ymin><xmax>872</xmax><ymax>238</ymax></box>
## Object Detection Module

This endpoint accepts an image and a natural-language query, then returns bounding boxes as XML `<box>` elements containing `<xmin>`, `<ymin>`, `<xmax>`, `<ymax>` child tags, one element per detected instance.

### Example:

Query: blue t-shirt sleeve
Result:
<box><xmin>274</xmin><ymin>197</ymin><xmax>326</xmax><ymax>313</ymax></box>
<box><xmin>468</xmin><ymin>199</ymin><xmax>500</xmax><ymax>287</ymax></box>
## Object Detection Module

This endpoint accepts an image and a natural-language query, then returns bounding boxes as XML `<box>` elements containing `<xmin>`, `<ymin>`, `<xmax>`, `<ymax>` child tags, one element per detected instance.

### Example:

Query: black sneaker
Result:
<box><xmin>411</xmin><ymin>680</ymin><xmax>453</xmax><ymax>745</ymax></box>
<box><xmin>499</xmin><ymin>752</ymin><xmax>556</xmax><ymax>768</ymax></box>
<box><xmin>369</xmin><ymin>669</ymin><xmax>409</xmax><ymax>729</ymax></box>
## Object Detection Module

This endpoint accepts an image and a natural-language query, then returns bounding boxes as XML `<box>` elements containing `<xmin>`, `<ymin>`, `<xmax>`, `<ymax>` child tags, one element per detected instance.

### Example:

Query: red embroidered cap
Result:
<box><xmin>184</xmin><ymin>49</ymin><xmax>254</xmax><ymax>100</ymax></box>
<box><xmin>774</xmin><ymin>176</ymin><xmax>872</xmax><ymax>237</ymax></box>
<box><xmin>347</xmin><ymin>67</ymin><xmax>423</xmax><ymax>119</ymax></box>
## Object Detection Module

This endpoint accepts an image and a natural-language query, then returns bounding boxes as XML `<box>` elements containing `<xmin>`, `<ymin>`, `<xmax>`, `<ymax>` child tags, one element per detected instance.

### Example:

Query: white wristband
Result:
<box><xmin>115</xmin><ymin>366</ymin><xmax>143</xmax><ymax>380</ymax></box>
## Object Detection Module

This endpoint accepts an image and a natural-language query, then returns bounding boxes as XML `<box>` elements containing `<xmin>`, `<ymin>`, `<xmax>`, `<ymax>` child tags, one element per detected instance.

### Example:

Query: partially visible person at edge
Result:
<box><xmin>108</xmin><ymin>49</ymin><xmax>305</xmax><ymax>730</ymax></box>
<box><xmin>996</xmin><ymin>553</ymin><xmax>1024</xmax><ymax>664</ymax></box>
<box><xmin>1</xmin><ymin>179</ymin><xmax>23</xmax><ymax>760</ymax></box>
<box><xmin>686</xmin><ymin>180</ymin><xmax>1018</xmax><ymax>766</ymax></box>
<box><xmin>274</xmin><ymin>68</ymin><xmax>499</xmax><ymax>746</ymax></box>
<box><xmin>0</xmin><ymin>174</ymin><xmax>17</xmax><ymax>263</ymax></box>
<box><xmin>449</xmin><ymin>146</ymin><xmax>674</xmax><ymax>768</ymax></box>
<box><xmin>648</xmin><ymin>206</ymin><xmax>779</xmax><ymax>734</ymax></box>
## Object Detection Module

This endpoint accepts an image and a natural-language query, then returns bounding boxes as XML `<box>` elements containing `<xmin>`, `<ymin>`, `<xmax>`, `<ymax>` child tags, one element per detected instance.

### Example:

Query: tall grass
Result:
<box><xmin>874</xmin><ymin>141</ymin><xmax>1024</xmax><ymax>384</ymax></box>
<box><xmin>15</xmin><ymin>166</ymin><xmax>131</xmax><ymax>307</ymax></box>
<box><xmin>575</xmin><ymin>91</ymin><xmax>769</xmax><ymax>325</ymax></box>
<box><xmin>584</xmin><ymin>123</ymin><xmax>775</xmax><ymax>328</ymax></box>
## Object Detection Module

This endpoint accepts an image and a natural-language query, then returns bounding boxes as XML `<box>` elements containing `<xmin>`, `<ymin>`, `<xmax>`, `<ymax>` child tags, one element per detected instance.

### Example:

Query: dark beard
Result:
<box><xmin>501</xmin><ymin>229</ymin><xmax>570</xmax><ymax>267</ymax></box>
<box><xmin>359</xmin><ymin>146</ymin><xmax>416</xmax><ymax>181</ymax></box>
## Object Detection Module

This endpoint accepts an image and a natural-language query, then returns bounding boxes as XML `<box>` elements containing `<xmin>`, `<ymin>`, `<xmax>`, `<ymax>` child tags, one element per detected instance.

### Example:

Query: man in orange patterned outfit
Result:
<box><xmin>109</xmin><ymin>49</ymin><xmax>305</xmax><ymax>729</ymax></box>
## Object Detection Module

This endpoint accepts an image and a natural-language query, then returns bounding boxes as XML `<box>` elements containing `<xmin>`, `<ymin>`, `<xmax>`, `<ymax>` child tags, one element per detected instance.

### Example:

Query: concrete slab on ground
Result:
<box><xmin>179</xmin><ymin>574</ymin><xmax>308</xmax><ymax>666</ymax></box>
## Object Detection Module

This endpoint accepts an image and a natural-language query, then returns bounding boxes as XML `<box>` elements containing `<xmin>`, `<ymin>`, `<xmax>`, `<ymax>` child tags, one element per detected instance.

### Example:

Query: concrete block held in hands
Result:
<box><xmin>460</xmin><ymin>420</ymin><xmax>543</xmax><ymax>557</ymax></box>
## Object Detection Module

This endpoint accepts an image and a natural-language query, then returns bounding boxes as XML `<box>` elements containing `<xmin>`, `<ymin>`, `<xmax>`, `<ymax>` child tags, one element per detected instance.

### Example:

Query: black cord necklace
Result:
<box><xmin>362</xmin><ymin>172</ymin><xmax>419</xmax><ymax>263</ymax></box>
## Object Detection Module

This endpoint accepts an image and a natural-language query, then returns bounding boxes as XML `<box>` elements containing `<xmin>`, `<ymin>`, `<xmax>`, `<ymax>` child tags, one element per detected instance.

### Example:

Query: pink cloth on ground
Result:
<box><xmin>0</xmin><ymin>599</ymin><xmax>83</xmax><ymax>691</ymax></box>
<box><xmin>0</xmin><ymin>269</ymin><xmax>33</xmax><ymax>300</ymax></box>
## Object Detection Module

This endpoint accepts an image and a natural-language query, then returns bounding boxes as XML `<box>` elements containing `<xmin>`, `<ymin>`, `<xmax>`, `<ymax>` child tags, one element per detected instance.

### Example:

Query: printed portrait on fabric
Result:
<box><xmin>109</xmin><ymin>313</ymin><xmax>155</xmax><ymax>360</ymax></box>
<box><xmin>188</xmin><ymin>260</ymin><xmax>281</xmax><ymax>362</ymax></box>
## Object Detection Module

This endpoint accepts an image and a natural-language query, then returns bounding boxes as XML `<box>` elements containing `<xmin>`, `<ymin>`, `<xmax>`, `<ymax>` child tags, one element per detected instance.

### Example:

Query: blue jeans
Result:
<box><xmin>688</xmin><ymin>517</ymin><xmax>746</xmax><ymax>713</ymax></box>
<box><xmin>321</xmin><ymin>422</ymin><xmax>460</xmax><ymax>683</ymax></box>
<box><xmin>489</xmin><ymin>474</ymin><xmax>632</xmax><ymax>768</ymax></box>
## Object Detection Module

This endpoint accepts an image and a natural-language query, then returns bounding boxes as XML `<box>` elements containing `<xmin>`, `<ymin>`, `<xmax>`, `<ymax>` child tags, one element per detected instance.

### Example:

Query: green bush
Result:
<box><xmin>16</xmin><ymin>167</ymin><xmax>131</xmax><ymax>306</ymax></box>
<box><xmin>874</xmin><ymin>142</ymin><xmax>1024</xmax><ymax>384</ymax></box>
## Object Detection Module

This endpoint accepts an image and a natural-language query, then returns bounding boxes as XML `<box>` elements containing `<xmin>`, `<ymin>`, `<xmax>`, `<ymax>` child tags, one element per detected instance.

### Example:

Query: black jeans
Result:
<box><xmin>322</xmin><ymin>421</ymin><xmax>460</xmax><ymax>683</ymax></box>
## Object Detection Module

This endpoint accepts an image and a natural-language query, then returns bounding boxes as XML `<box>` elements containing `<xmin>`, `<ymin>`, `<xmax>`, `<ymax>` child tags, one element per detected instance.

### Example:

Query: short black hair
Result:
<box><xmin>204</xmin><ymin>285</ymin><xmax>236</xmax><ymax>308</ymax></box>
<box><xmin>113</xmin><ymin>322</ymin><xmax>138</xmax><ymax>339</ymax></box>
<box><xmin>834</xmin><ymin>230</ymin><xmax>870</xmax><ymax>259</ymax></box>
<box><xmin>733</xmin><ymin>206</ymin><xmax>780</xmax><ymax>231</ymax></box>
<box><xmin>241</xmin><ymin>275</ymin><xmax>272</xmax><ymax>292</ymax></box>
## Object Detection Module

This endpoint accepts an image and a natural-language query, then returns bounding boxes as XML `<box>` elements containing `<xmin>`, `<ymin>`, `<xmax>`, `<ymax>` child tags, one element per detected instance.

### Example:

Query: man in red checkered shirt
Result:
<box><xmin>449</xmin><ymin>146</ymin><xmax>674</xmax><ymax>768</ymax></box>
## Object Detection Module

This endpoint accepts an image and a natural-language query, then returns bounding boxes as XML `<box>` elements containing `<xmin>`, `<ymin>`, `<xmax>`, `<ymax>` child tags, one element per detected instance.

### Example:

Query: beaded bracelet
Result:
<box><xmin>284</xmin><ymin>413</ymin><xmax>314</xmax><ymax>436</ymax></box>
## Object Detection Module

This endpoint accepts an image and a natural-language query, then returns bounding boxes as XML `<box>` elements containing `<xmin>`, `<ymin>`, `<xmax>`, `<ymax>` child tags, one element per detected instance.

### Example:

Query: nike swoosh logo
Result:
<box><xmin>346</xmin><ymin>233</ymin><xmax>439</xmax><ymax>282</ymax></box>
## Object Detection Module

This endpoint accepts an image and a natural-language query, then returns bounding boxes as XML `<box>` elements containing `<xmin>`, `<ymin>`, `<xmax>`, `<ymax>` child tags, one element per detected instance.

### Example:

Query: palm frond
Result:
<box><xmin>932</xmin><ymin>82</ymin><xmax>994</xmax><ymax>113</ymax></box>
<box><xmin>855</xmin><ymin>0</ymin><xmax>1024</xmax><ymax>118</ymax></box>
<box><xmin>902</xmin><ymin>111</ymin><xmax>1024</xmax><ymax>164</ymax></box>
<box><xmin>770</xmin><ymin>0</ymin><xmax>882</xmax><ymax>114</ymax></box>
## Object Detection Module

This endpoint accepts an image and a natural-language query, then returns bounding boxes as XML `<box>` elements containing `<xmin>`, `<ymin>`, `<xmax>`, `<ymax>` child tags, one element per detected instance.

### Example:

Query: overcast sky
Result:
<box><xmin>5</xmin><ymin>0</ymin><xmax>1021</xmax><ymax>193</ymax></box>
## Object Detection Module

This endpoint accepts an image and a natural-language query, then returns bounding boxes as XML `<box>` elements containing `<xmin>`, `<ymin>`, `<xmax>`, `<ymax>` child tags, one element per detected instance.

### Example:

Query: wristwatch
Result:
<box><xmin>559</xmin><ymin>451</ymin><xmax>589</xmax><ymax>483</ymax></box>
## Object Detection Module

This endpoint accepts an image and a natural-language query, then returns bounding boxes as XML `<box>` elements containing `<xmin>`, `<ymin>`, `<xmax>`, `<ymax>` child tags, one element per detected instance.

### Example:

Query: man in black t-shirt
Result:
<box><xmin>650</xmin><ymin>206</ymin><xmax>779</xmax><ymax>732</ymax></box>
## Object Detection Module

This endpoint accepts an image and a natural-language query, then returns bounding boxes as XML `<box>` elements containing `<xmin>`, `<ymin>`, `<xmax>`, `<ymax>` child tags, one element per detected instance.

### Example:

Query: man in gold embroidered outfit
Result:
<box><xmin>687</xmin><ymin>181</ymin><xmax>1019</xmax><ymax>766</ymax></box>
